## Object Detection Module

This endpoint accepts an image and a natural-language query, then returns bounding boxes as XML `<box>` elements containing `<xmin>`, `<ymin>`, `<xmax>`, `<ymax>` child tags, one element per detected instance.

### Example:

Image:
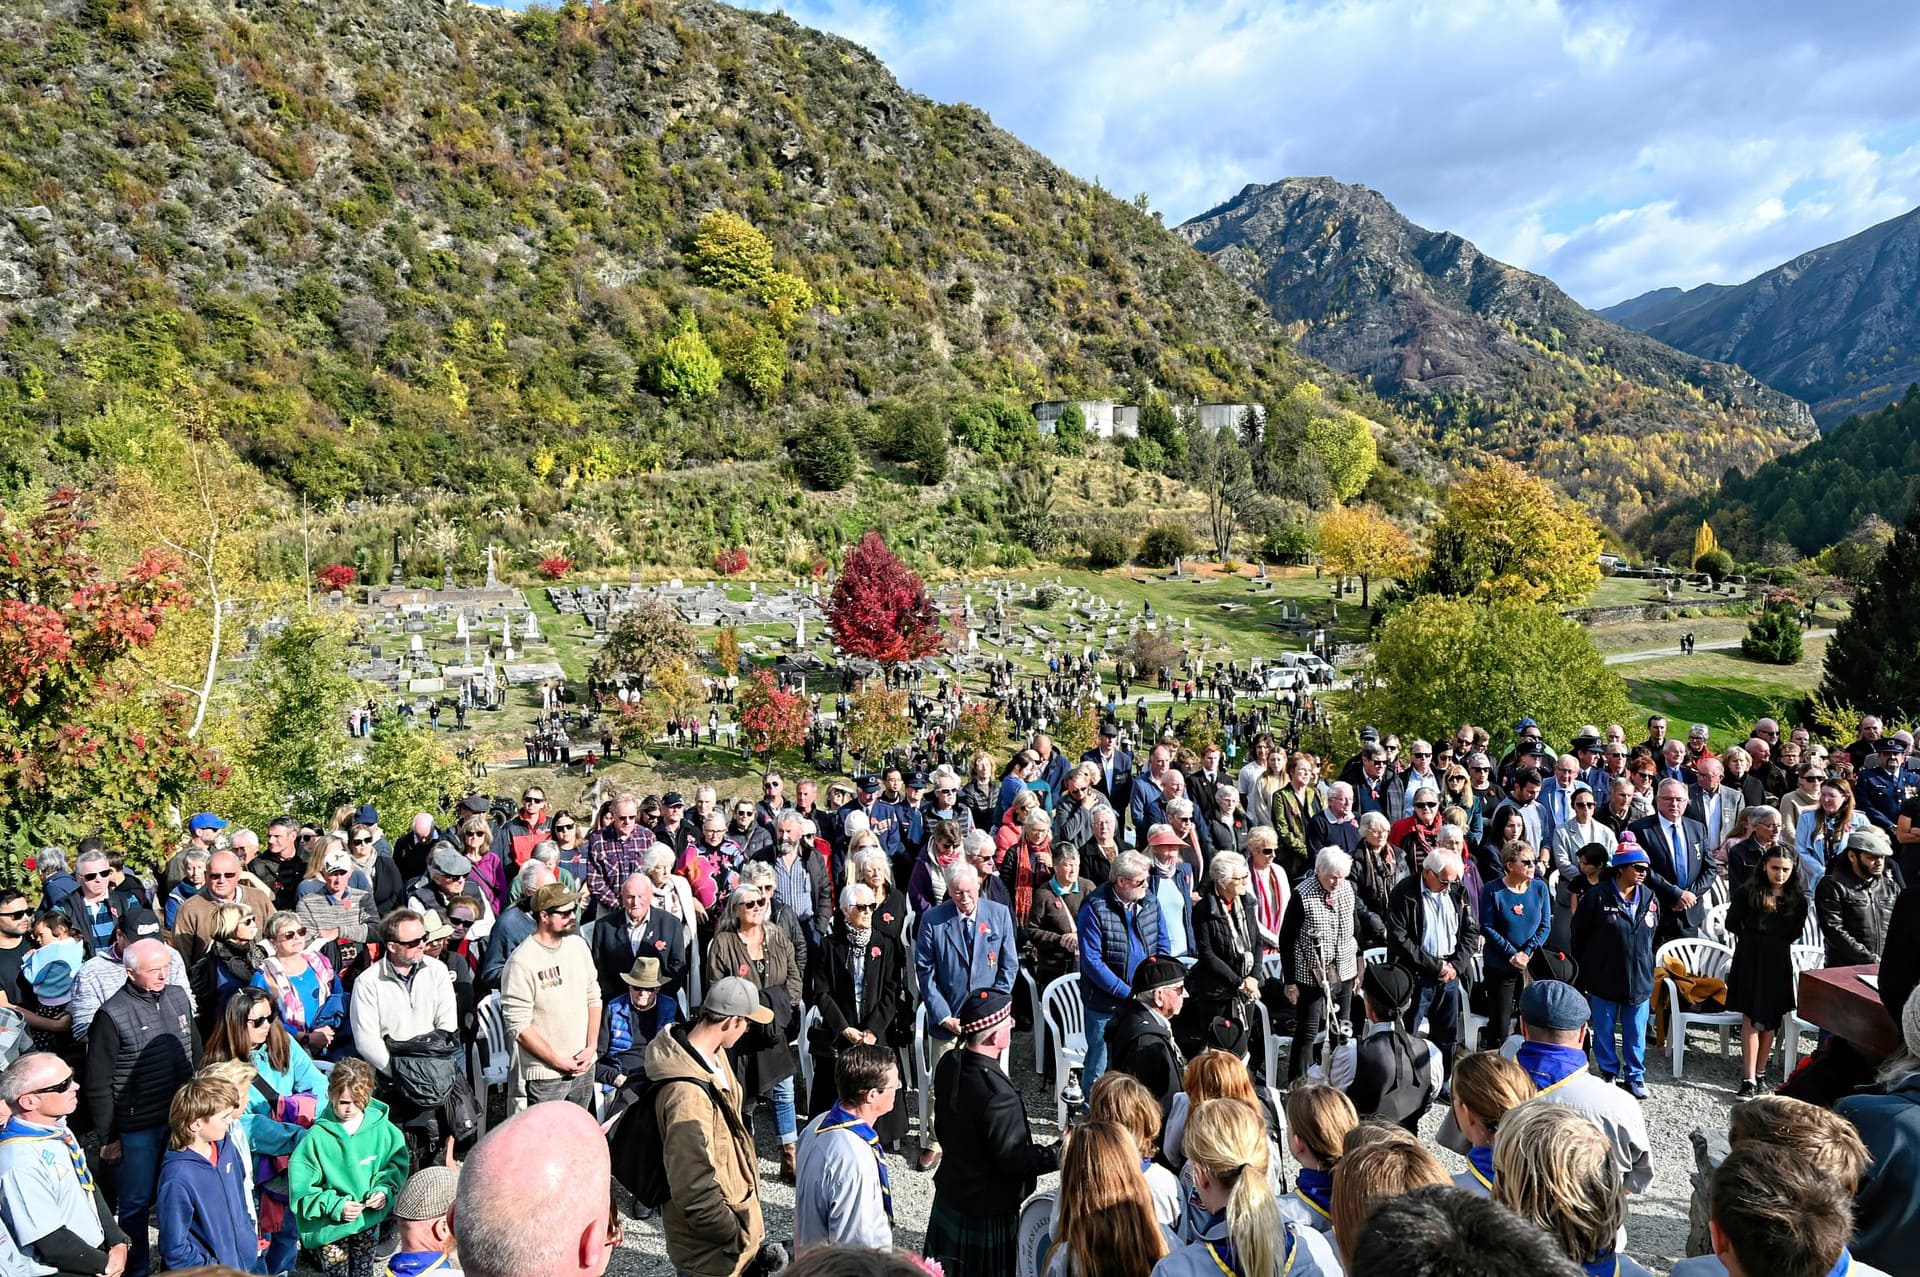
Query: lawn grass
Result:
<box><xmin>1622</xmin><ymin>637</ymin><xmax>1828</xmax><ymax>743</ymax></box>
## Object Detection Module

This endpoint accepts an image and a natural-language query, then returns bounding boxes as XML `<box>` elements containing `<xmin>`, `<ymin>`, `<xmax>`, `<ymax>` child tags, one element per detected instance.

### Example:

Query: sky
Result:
<box><xmin>657</xmin><ymin>0</ymin><xmax>1920</xmax><ymax>308</ymax></box>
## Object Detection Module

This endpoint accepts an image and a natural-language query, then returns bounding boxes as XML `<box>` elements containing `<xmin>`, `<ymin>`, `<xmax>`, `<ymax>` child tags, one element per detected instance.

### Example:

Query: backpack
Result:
<box><xmin>606</xmin><ymin>1074</ymin><xmax>721</xmax><ymax>1210</ymax></box>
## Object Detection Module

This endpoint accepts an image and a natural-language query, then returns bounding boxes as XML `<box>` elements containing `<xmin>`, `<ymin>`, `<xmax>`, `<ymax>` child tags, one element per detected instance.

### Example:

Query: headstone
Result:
<box><xmin>409</xmin><ymin>634</ymin><xmax>424</xmax><ymax>654</ymax></box>
<box><xmin>390</xmin><ymin>531</ymin><xmax>403</xmax><ymax>585</ymax></box>
<box><xmin>1173</xmin><ymin>557</ymin><xmax>1184</xmax><ymax>577</ymax></box>
<box><xmin>523</xmin><ymin>611</ymin><xmax>540</xmax><ymax>642</ymax></box>
<box><xmin>454</xmin><ymin>612</ymin><xmax>468</xmax><ymax>639</ymax></box>
<box><xmin>443</xmin><ymin>564</ymin><xmax>455</xmax><ymax>591</ymax></box>
<box><xmin>794</xmin><ymin>618</ymin><xmax>805</xmax><ymax>646</ymax></box>
<box><xmin>1259</xmin><ymin>562</ymin><xmax>1269</xmax><ymax>579</ymax></box>
<box><xmin>485</xmin><ymin>545</ymin><xmax>499</xmax><ymax>589</ymax></box>
<box><xmin>968</xmin><ymin>628</ymin><xmax>980</xmax><ymax>651</ymax></box>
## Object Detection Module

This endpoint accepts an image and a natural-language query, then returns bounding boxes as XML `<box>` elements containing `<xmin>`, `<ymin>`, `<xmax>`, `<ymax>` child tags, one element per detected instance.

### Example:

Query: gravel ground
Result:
<box><xmin>603</xmin><ymin>1023</ymin><xmax>1748</xmax><ymax>1276</ymax></box>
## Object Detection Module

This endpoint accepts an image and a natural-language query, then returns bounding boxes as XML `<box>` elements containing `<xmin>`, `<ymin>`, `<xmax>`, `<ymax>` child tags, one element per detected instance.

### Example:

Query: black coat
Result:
<box><xmin>807</xmin><ymin>924</ymin><xmax>910</xmax><ymax>1142</ymax></box>
<box><xmin>1184</xmin><ymin>890</ymin><xmax>1261</xmax><ymax>1026</ymax></box>
<box><xmin>589</xmin><ymin>906</ymin><xmax>689</xmax><ymax>1002</ymax></box>
<box><xmin>1105</xmin><ymin>1002</ymin><xmax>1186</xmax><ymax>1114</ymax></box>
<box><xmin>1629</xmin><ymin>814</ymin><xmax>1714</xmax><ymax>938</ymax></box>
<box><xmin>930</xmin><ymin>1048</ymin><xmax>1058</xmax><ymax>1216</ymax></box>
<box><xmin>1385</xmin><ymin>875</ymin><xmax>1480</xmax><ymax>984</ymax></box>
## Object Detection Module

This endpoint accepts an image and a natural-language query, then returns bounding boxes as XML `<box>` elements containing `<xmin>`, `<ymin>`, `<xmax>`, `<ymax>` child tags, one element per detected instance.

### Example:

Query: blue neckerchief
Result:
<box><xmin>1205</xmin><ymin>1229</ymin><xmax>1294</xmax><ymax>1277</ymax></box>
<box><xmin>1516</xmin><ymin>1041</ymin><xmax>1588</xmax><ymax>1092</ymax></box>
<box><xmin>1827</xmin><ymin>1251</ymin><xmax>1852</xmax><ymax>1277</ymax></box>
<box><xmin>387</xmin><ymin>1251</ymin><xmax>454</xmax><ymax>1276</ymax></box>
<box><xmin>817</xmin><ymin>1102</ymin><xmax>892</xmax><ymax>1221</ymax></box>
<box><xmin>1295</xmin><ymin>1165</ymin><xmax>1333</xmax><ymax>1212</ymax></box>
<box><xmin>1467</xmin><ymin>1144</ymin><xmax>1496</xmax><ymax>1188</ymax></box>
<box><xmin>1582</xmin><ymin>1254</ymin><xmax>1619</xmax><ymax>1277</ymax></box>
<box><xmin>1048</xmin><ymin>878</ymin><xmax>1072</xmax><ymax>897</ymax></box>
<box><xmin>0</xmin><ymin>1116</ymin><xmax>95</xmax><ymax>1192</ymax></box>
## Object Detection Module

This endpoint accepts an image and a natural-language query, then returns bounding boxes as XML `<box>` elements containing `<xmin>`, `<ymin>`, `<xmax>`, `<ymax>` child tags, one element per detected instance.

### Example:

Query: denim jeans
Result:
<box><xmin>768</xmin><ymin>1073</ymin><xmax>797</xmax><ymax>1144</ymax></box>
<box><xmin>259</xmin><ymin>1206</ymin><xmax>300</xmax><ymax>1275</ymax></box>
<box><xmin>116</xmin><ymin>1123</ymin><xmax>168</xmax><ymax>1277</ymax></box>
<box><xmin>1081</xmin><ymin>1006</ymin><xmax>1116</xmax><ymax>1093</ymax></box>
<box><xmin>1411</xmin><ymin>977</ymin><xmax>1464</xmax><ymax>1084</ymax></box>
<box><xmin>1590</xmin><ymin>995</ymin><xmax>1650</xmax><ymax>1083</ymax></box>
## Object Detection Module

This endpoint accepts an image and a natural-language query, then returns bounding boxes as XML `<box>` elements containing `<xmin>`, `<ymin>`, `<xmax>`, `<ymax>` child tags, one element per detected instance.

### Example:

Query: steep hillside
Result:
<box><xmin>1598</xmin><ymin>283</ymin><xmax>1733</xmax><ymax>331</ymax></box>
<box><xmin>1604</xmin><ymin>205</ymin><xmax>1920</xmax><ymax>427</ymax></box>
<box><xmin>0</xmin><ymin>0</ymin><xmax>1383</xmax><ymax>515</ymax></box>
<box><xmin>1178</xmin><ymin>177</ymin><xmax>1815</xmax><ymax>528</ymax></box>
<box><xmin>1638</xmin><ymin>383</ymin><xmax>1920</xmax><ymax>562</ymax></box>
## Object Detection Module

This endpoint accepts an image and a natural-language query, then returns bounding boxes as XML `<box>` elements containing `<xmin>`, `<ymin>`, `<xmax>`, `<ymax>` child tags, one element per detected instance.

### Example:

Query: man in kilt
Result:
<box><xmin>922</xmin><ymin>988</ymin><xmax>1059</xmax><ymax>1276</ymax></box>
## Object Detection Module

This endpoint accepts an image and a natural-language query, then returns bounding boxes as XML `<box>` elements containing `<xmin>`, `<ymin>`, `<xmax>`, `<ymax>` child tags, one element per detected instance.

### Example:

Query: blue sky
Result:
<box><xmin>504</xmin><ymin>0</ymin><xmax>1920</xmax><ymax>307</ymax></box>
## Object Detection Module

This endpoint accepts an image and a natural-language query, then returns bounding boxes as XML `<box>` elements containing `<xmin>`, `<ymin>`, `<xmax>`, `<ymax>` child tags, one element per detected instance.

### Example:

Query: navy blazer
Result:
<box><xmin>1082</xmin><ymin>746</ymin><xmax>1135</xmax><ymax>826</ymax></box>
<box><xmin>1628</xmin><ymin>814</ymin><xmax>1713</xmax><ymax>935</ymax></box>
<box><xmin>588</xmin><ymin>906</ymin><xmax>688</xmax><ymax>1002</ymax></box>
<box><xmin>913</xmin><ymin>897</ymin><xmax>1019</xmax><ymax>1039</ymax></box>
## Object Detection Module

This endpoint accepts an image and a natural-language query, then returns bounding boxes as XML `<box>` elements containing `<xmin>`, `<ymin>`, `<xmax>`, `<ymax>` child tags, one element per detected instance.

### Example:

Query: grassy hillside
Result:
<box><xmin>0</xmin><ymin>0</ymin><xmax>1418</xmax><ymax>548</ymax></box>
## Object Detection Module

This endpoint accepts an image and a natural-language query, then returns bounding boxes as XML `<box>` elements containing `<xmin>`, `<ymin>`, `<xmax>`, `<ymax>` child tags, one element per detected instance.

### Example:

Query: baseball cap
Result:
<box><xmin>1515</xmin><ymin>717</ymin><xmax>1538</xmax><ymax>732</ymax></box>
<box><xmin>457</xmin><ymin>795</ymin><xmax>491</xmax><ymax>815</ymax></box>
<box><xmin>1359</xmin><ymin>726</ymin><xmax>1381</xmax><ymax>743</ymax></box>
<box><xmin>188</xmin><ymin>813</ymin><xmax>227</xmax><ymax>832</ymax></box>
<box><xmin>114</xmin><ymin>908</ymin><xmax>162</xmax><ymax>941</ymax></box>
<box><xmin>352</xmin><ymin>805</ymin><xmax>379</xmax><ymax>827</ymax></box>
<box><xmin>703</xmin><ymin>976</ymin><xmax>774</xmax><ymax>1024</ymax></box>
<box><xmin>662</xmin><ymin>791</ymin><xmax>685</xmax><ymax>807</ymax></box>
<box><xmin>321</xmin><ymin>849</ymin><xmax>354</xmax><ymax>873</ymax></box>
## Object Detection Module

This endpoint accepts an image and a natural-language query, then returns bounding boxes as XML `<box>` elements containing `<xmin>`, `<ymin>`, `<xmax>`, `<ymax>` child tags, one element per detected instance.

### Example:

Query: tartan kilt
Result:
<box><xmin>924</xmin><ymin>1196</ymin><xmax>1019</xmax><ymax>1277</ymax></box>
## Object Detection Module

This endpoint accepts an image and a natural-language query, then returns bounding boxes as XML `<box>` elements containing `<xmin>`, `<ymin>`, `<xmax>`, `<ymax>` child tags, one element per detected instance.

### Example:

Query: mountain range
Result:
<box><xmin>1602</xmin><ymin>204</ymin><xmax>1920</xmax><ymax>428</ymax></box>
<box><xmin>1176</xmin><ymin>177</ymin><xmax>1816</xmax><ymax>528</ymax></box>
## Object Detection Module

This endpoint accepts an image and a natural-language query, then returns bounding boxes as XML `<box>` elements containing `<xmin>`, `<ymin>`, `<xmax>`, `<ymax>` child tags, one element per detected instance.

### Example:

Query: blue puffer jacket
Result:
<box><xmin>1076</xmin><ymin>882</ymin><xmax>1168</xmax><ymax>1013</ymax></box>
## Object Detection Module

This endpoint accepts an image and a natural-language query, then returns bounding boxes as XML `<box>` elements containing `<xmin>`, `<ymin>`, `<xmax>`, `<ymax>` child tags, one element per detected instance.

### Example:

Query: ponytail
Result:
<box><xmin>1186</xmin><ymin>1098</ymin><xmax>1284</xmax><ymax>1277</ymax></box>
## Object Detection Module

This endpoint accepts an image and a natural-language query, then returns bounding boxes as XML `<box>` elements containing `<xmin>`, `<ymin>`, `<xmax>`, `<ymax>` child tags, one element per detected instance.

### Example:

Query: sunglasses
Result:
<box><xmin>351</xmin><ymin>837</ymin><xmax>373</xmax><ymax>847</ymax></box>
<box><xmin>554</xmin><ymin>823</ymin><xmax>576</xmax><ymax>832</ymax></box>
<box><xmin>848</xmin><ymin>902</ymin><xmax>875</xmax><ymax>912</ymax></box>
<box><xmin>541</xmin><ymin>907</ymin><xmax>578</xmax><ymax>918</ymax></box>
<box><xmin>1412</xmin><ymin>752</ymin><xmax>1432</xmax><ymax>760</ymax></box>
<box><xmin>246</xmin><ymin>1014</ymin><xmax>275</xmax><ymax>1027</ymax></box>
<box><xmin>390</xmin><ymin>934</ymin><xmax>427</xmax><ymax>949</ymax></box>
<box><xmin>26</xmin><ymin>1074</ymin><xmax>79</xmax><ymax>1096</ymax></box>
<box><xmin>0</xmin><ymin>908</ymin><xmax>31</xmax><ymax>920</ymax></box>
<box><xmin>523</xmin><ymin>795</ymin><xmax>545</xmax><ymax>804</ymax></box>
<box><xmin>1413</xmin><ymin>801</ymin><xmax>1438</xmax><ymax>810</ymax></box>
<box><xmin>80</xmin><ymin>871</ymin><xmax>110</xmax><ymax>881</ymax></box>
<box><xmin>1573</xmin><ymin>799</ymin><xmax>1596</xmax><ymax>808</ymax></box>
<box><xmin>277</xmin><ymin>927</ymin><xmax>308</xmax><ymax>940</ymax></box>
<box><xmin>207</xmin><ymin>871</ymin><xmax>237</xmax><ymax>880</ymax></box>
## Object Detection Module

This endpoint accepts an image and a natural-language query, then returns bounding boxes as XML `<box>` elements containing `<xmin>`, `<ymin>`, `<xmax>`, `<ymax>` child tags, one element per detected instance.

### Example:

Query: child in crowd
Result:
<box><xmin>289</xmin><ymin>1058</ymin><xmax>408</xmax><ymax>1277</ymax></box>
<box><xmin>23</xmin><ymin>912</ymin><xmax>84</xmax><ymax>1013</ymax></box>
<box><xmin>155</xmin><ymin>1076</ymin><xmax>260</xmax><ymax>1272</ymax></box>
<box><xmin>1448</xmin><ymin>1052</ymin><xmax>1538</xmax><ymax>1197</ymax></box>
<box><xmin>1277</xmin><ymin>1082</ymin><xmax>1357</xmax><ymax>1235</ymax></box>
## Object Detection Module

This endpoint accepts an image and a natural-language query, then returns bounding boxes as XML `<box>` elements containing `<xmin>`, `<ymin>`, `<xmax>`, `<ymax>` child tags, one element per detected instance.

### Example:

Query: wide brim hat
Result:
<box><xmin>620</xmin><ymin>956</ymin><xmax>667</xmax><ymax>990</ymax></box>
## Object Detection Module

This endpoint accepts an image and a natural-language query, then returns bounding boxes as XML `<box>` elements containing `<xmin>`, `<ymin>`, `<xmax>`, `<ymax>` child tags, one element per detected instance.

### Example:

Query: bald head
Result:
<box><xmin>123</xmin><ymin>939</ymin><xmax>171</xmax><ymax>991</ymax></box>
<box><xmin>0</xmin><ymin>1051</ymin><xmax>68</xmax><ymax>1105</ymax></box>
<box><xmin>454</xmin><ymin>1102</ymin><xmax>611</xmax><ymax>1277</ymax></box>
<box><xmin>207</xmin><ymin>850</ymin><xmax>242</xmax><ymax>901</ymax></box>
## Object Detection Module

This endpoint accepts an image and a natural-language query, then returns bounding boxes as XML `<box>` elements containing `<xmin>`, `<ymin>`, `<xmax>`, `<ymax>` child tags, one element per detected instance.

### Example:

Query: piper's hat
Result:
<box><xmin>1362</xmin><ymin>962</ymin><xmax>1415</xmax><ymax>1015</ymax></box>
<box><xmin>1129</xmin><ymin>954</ymin><xmax>1188</xmax><ymax>998</ymax></box>
<box><xmin>957</xmin><ymin>988</ymin><xmax>1013</xmax><ymax>1035</ymax></box>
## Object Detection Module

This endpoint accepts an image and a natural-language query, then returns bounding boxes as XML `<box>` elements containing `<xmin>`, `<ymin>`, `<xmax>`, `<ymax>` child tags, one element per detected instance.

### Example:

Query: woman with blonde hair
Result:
<box><xmin>960</xmin><ymin>751</ymin><xmax>999</xmax><ymax>832</ymax></box>
<box><xmin>1328</xmin><ymin>1136</ymin><xmax>1450</xmax><ymax>1269</ymax></box>
<box><xmin>1278</xmin><ymin>1081</ymin><xmax>1356</xmax><ymax>1234</ymax></box>
<box><xmin>1151</xmin><ymin>1098</ymin><xmax>1339</xmax><ymax>1276</ymax></box>
<box><xmin>847</xmin><ymin>844</ymin><xmax>908</xmax><ymax>942</ymax></box>
<box><xmin>1495</xmin><ymin>1102</ymin><xmax>1656</xmax><ymax>1276</ymax></box>
<box><xmin>191</xmin><ymin>901</ymin><xmax>261</xmax><ymax>1037</ymax></box>
<box><xmin>1045</xmin><ymin>1121</ymin><xmax>1169</xmax><ymax>1277</ymax></box>
<box><xmin>1448</xmin><ymin>1051</ymin><xmax>1537</xmax><ymax>1196</ymax></box>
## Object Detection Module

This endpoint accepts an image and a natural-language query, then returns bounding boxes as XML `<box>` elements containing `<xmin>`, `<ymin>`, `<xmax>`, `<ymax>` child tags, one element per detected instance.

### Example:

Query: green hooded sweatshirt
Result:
<box><xmin>287</xmin><ymin>1097</ymin><xmax>409</xmax><ymax>1247</ymax></box>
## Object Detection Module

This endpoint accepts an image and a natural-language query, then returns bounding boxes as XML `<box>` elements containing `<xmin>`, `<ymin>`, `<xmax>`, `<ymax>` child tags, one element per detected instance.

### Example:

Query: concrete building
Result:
<box><xmin>1194</xmin><ymin>403</ymin><xmax>1266</xmax><ymax>435</ymax></box>
<box><xmin>1033</xmin><ymin>399</ymin><xmax>1138</xmax><ymax>439</ymax></box>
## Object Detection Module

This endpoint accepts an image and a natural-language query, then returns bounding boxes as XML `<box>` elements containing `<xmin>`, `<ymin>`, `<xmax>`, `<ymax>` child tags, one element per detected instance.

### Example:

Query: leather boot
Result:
<box><xmin>780</xmin><ymin>1142</ymin><xmax>797</xmax><ymax>1185</ymax></box>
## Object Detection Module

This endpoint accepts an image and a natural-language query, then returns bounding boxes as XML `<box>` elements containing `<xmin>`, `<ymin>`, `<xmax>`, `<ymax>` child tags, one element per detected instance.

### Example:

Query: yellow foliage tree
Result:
<box><xmin>1317</xmin><ymin>504</ymin><xmax>1415</xmax><ymax>609</ymax></box>
<box><xmin>1436</xmin><ymin>458</ymin><xmax>1603</xmax><ymax>606</ymax></box>
<box><xmin>1692</xmin><ymin>521</ymin><xmax>1718</xmax><ymax>564</ymax></box>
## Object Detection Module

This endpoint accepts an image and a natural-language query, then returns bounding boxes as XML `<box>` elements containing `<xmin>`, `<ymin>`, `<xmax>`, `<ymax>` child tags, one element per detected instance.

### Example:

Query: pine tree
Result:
<box><xmin>1741</xmin><ymin>602</ymin><xmax>1803</xmax><ymax>665</ymax></box>
<box><xmin>1820</xmin><ymin>502</ymin><xmax>1920</xmax><ymax>715</ymax></box>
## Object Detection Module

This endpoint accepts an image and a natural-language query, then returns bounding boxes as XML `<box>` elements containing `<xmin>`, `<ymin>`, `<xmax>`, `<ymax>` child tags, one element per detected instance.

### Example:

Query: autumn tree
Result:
<box><xmin>654</xmin><ymin>310</ymin><xmax>722</xmax><ymax>404</ymax></box>
<box><xmin>0</xmin><ymin>490</ymin><xmax>221</xmax><ymax>886</ymax></box>
<box><xmin>1692</xmin><ymin>521</ymin><xmax>1719</xmax><ymax>566</ymax></box>
<box><xmin>714</xmin><ymin>626</ymin><xmax>741</xmax><ymax>676</ymax></box>
<box><xmin>1317</xmin><ymin>504</ymin><xmax>1415</xmax><ymax>609</ymax></box>
<box><xmin>945</xmin><ymin>699</ymin><xmax>1014</xmax><ymax>759</ymax></box>
<box><xmin>591</xmin><ymin>598</ymin><xmax>698</xmax><ymax>688</ymax></box>
<box><xmin>736</xmin><ymin>670</ymin><xmax>811</xmax><ymax>758</ymax></box>
<box><xmin>826</xmin><ymin>532</ymin><xmax>943</xmax><ymax>666</ymax></box>
<box><xmin>1425</xmin><ymin>458</ymin><xmax>1602</xmax><ymax>605</ymax></box>
<box><xmin>690</xmin><ymin>210</ymin><xmax>775</xmax><ymax>291</ymax></box>
<box><xmin>649</xmin><ymin>660</ymin><xmax>702</xmax><ymax>726</ymax></box>
<box><xmin>1348</xmin><ymin>598</ymin><xmax>1632</xmax><ymax>745</ymax></box>
<box><xmin>844</xmin><ymin>684</ymin><xmax>910</xmax><ymax>766</ymax></box>
<box><xmin>236</xmin><ymin>617</ymin><xmax>359</xmax><ymax>819</ymax></box>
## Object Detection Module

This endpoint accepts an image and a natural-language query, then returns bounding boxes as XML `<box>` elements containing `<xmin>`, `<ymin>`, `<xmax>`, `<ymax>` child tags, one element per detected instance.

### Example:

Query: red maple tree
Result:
<box><xmin>316</xmin><ymin>563</ymin><xmax>356</xmax><ymax>592</ymax></box>
<box><xmin>735</xmin><ymin>670</ymin><xmax>811</xmax><ymax>758</ymax></box>
<box><xmin>713</xmin><ymin>547</ymin><xmax>749</xmax><ymax>576</ymax></box>
<box><xmin>825</xmin><ymin>532</ymin><xmax>943</xmax><ymax>665</ymax></box>
<box><xmin>538</xmin><ymin>556</ymin><xmax>573</xmax><ymax>580</ymax></box>
<box><xmin>0</xmin><ymin>490</ymin><xmax>224</xmax><ymax>887</ymax></box>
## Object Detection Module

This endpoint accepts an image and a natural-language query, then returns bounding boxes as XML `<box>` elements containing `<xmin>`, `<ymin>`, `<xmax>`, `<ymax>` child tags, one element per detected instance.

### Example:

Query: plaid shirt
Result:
<box><xmin>585</xmin><ymin>826</ymin><xmax>657</xmax><ymax>908</ymax></box>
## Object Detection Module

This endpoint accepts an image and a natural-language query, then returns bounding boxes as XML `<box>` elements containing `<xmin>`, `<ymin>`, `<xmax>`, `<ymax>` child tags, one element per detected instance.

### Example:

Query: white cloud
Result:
<box><xmin>738</xmin><ymin>0</ymin><xmax>1920</xmax><ymax>305</ymax></box>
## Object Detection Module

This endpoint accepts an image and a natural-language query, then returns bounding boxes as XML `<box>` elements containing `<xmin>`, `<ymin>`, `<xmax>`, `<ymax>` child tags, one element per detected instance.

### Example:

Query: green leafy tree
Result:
<box><xmin>844</xmin><ymin>685</ymin><xmax>910</xmax><ymax>765</ymax></box>
<box><xmin>1694</xmin><ymin>547</ymin><xmax>1735</xmax><ymax>581</ymax></box>
<box><xmin>1820</xmin><ymin>502</ymin><xmax>1920</xmax><ymax>716</ymax></box>
<box><xmin>344</xmin><ymin>723</ymin><xmax>465</xmax><ymax>826</ymax></box>
<box><xmin>591</xmin><ymin>598</ymin><xmax>698</xmax><ymax>686</ymax></box>
<box><xmin>1136</xmin><ymin>392</ymin><xmax>1186</xmax><ymax>470</ymax></box>
<box><xmin>945</xmin><ymin>699</ymin><xmax>1014</xmax><ymax>759</ymax></box>
<box><xmin>240</xmin><ymin>617</ymin><xmax>359</xmax><ymax>817</ymax></box>
<box><xmin>1084</xmin><ymin>528</ymin><xmax>1133</xmax><ymax>569</ymax></box>
<box><xmin>1742</xmin><ymin>601</ymin><xmax>1803</xmax><ymax>665</ymax></box>
<box><xmin>690</xmin><ymin>210</ymin><xmax>775</xmax><ymax>292</ymax></box>
<box><xmin>1304</xmin><ymin>408</ymin><xmax>1379</xmax><ymax>502</ymax></box>
<box><xmin>1137</xmin><ymin>522</ymin><xmax>1197</xmax><ymax>568</ymax></box>
<box><xmin>880</xmin><ymin>400</ymin><xmax>949</xmax><ymax>485</ymax></box>
<box><xmin>1052</xmin><ymin>403</ymin><xmax>1088</xmax><ymax>456</ymax></box>
<box><xmin>655</xmin><ymin>310</ymin><xmax>722</xmax><ymax>404</ymax></box>
<box><xmin>1348</xmin><ymin>598</ymin><xmax>1632</xmax><ymax>745</ymax></box>
<box><xmin>793</xmin><ymin>410</ymin><xmax>857</xmax><ymax>490</ymax></box>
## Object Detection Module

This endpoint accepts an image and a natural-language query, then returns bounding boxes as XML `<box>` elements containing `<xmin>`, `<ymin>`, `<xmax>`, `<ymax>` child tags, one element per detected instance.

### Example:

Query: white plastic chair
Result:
<box><xmin>468</xmin><ymin>992</ymin><xmax>511</xmax><ymax>1138</ymax></box>
<box><xmin>684</xmin><ymin>921</ymin><xmax>703</xmax><ymax>1009</ymax></box>
<box><xmin>1247</xmin><ymin>997</ymin><xmax>1290</xmax><ymax>1110</ymax></box>
<box><xmin>1781</xmin><ymin>944</ymin><xmax>1827</xmax><ymax>1076</ymax></box>
<box><xmin>797</xmin><ymin>1005</ymin><xmax>821</xmax><ymax>1101</ymax></box>
<box><xmin>1018</xmin><ymin>968</ymin><xmax>1045</xmax><ymax>1074</ymax></box>
<box><xmin>1656</xmin><ymin>938</ymin><xmax>1742</xmax><ymax>1078</ymax></box>
<box><xmin>1796</xmin><ymin>908</ymin><xmax>1824</xmax><ymax>963</ymax></box>
<box><xmin>1362</xmin><ymin>946</ymin><xmax>1388</xmax><ymax>969</ymax></box>
<box><xmin>903</xmin><ymin>914</ymin><xmax>920</xmax><ymax>996</ymax></box>
<box><xmin>1040</xmin><ymin>975</ymin><xmax>1086</xmax><ymax>1127</ymax></box>
<box><xmin>1703</xmin><ymin>902</ymin><xmax>1731</xmax><ymax>944</ymax></box>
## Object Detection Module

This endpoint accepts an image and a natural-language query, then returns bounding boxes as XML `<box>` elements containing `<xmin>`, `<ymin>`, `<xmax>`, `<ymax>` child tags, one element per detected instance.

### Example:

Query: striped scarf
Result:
<box><xmin>818</xmin><ymin>1102</ymin><xmax>892</xmax><ymax>1221</ymax></box>
<box><xmin>1</xmin><ymin>1116</ymin><xmax>94</xmax><ymax>1191</ymax></box>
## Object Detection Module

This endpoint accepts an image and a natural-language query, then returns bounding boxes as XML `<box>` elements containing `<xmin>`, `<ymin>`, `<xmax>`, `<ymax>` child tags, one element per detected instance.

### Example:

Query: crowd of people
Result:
<box><xmin>4</xmin><ymin>704</ymin><xmax>1920</xmax><ymax>1277</ymax></box>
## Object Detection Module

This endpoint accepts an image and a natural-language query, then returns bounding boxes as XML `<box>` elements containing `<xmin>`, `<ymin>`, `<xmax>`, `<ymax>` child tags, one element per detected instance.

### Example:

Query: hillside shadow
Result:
<box><xmin>1624</xmin><ymin>676</ymin><xmax>1788</xmax><ymax>728</ymax></box>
